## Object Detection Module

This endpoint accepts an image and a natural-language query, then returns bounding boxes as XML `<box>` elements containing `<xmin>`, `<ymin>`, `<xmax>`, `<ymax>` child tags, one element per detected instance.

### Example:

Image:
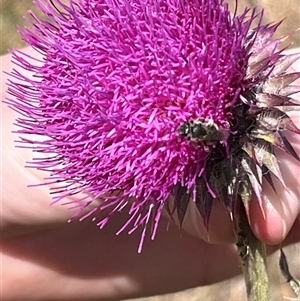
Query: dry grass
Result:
<box><xmin>1</xmin><ymin>0</ymin><xmax>299</xmax><ymax>55</ymax></box>
<box><xmin>1</xmin><ymin>0</ymin><xmax>40</xmax><ymax>54</ymax></box>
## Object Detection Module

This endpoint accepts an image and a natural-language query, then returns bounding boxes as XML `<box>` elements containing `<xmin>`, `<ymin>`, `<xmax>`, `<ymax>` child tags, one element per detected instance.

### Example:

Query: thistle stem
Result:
<box><xmin>237</xmin><ymin>211</ymin><xmax>270</xmax><ymax>301</ymax></box>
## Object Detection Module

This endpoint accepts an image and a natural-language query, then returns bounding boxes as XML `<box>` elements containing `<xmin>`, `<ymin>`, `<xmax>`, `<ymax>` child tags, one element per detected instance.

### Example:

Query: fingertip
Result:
<box><xmin>248</xmin><ymin>193</ymin><xmax>285</xmax><ymax>245</ymax></box>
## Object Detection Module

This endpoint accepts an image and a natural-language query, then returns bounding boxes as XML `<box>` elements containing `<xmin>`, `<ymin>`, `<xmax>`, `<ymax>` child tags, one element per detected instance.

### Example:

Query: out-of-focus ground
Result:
<box><xmin>1</xmin><ymin>0</ymin><xmax>40</xmax><ymax>54</ymax></box>
<box><xmin>1</xmin><ymin>1</ymin><xmax>299</xmax><ymax>301</ymax></box>
<box><xmin>1</xmin><ymin>0</ymin><xmax>300</xmax><ymax>54</ymax></box>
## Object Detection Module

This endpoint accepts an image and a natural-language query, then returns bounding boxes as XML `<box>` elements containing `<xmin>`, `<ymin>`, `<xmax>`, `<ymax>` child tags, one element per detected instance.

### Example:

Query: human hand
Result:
<box><xmin>1</xmin><ymin>47</ymin><xmax>240</xmax><ymax>301</ymax></box>
<box><xmin>2</xmin><ymin>45</ymin><xmax>300</xmax><ymax>301</ymax></box>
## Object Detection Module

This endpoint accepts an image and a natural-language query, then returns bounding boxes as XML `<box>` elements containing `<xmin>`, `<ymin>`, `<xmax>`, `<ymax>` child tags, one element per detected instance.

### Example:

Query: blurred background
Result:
<box><xmin>1</xmin><ymin>0</ymin><xmax>40</xmax><ymax>54</ymax></box>
<box><xmin>1</xmin><ymin>0</ymin><xmax>300</xmax><ymax>55</ymax></box>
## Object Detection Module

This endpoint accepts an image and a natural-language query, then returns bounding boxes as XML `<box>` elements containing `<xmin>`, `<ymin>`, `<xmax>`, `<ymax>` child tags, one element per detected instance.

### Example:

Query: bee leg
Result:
<box><xmin>203</xmin><ymin>142</ymin><xmax>210</xmax><ymax>152</ymax></box>
<box><xmin>206</xmin><ymin>119</ymin><xmax>214</xmax><ymax>126</ymax></box>
<box><xmin>206</xmin><ymin>119</ymin><xmax>219</xmax><ymax>130</ymax></box>
<box><xmin>197</xmin><ymin>117</ymin><xmax>205</xmax><ymax>123</ymax></box>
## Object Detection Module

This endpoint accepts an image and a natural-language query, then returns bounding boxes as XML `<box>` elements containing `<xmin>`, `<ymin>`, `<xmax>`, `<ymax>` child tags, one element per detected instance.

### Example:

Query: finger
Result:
<box><xmin>248</xmin><ymin>112</ymin><xmax>300</xmax><ymax>244</ymax></box>
<box><xmin>2</xmin><ymin>49</ymin><xmax>90</xmax><ymax>236</ymax></box>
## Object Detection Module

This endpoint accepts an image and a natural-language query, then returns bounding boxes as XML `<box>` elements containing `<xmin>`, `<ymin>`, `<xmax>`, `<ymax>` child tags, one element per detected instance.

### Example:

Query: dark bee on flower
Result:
<box><xmin>178</xmin><ymin>118</ymin><xmax>230</xmax><ymax>149</ymax></box>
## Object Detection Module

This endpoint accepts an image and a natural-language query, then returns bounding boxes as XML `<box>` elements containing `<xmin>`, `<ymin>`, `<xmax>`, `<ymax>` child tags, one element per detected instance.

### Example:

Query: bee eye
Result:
<box><xmin>178</xmin><ymin>123</ymin><xmax>190</xmax><ymax>136</ymax></box>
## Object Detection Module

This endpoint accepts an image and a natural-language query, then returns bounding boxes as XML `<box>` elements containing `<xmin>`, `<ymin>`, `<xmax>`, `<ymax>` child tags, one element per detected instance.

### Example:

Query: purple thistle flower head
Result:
<box><xmin>7</xmin><ymin>0</ymin><xmax>300</xmax><ymax>251</ymax></box>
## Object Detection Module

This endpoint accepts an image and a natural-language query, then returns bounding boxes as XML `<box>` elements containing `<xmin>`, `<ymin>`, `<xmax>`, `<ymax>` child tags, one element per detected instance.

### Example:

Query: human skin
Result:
<box><xmin>1</xmin><ymin>44</ymin><xmax>300</xmax><ymax>301</ymax></box>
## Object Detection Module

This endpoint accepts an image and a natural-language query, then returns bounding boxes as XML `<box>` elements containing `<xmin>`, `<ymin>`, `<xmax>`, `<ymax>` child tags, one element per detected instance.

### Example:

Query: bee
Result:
<box><xmin>178</xmin><ymin>118</ymin><xmax>229</xmax><ymax>150</ymax></box>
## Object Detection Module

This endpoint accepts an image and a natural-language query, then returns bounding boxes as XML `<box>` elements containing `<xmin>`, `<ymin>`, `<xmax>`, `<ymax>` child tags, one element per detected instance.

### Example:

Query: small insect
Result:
<box><xmin>236</xmin><ymin>231</ymin><xmax>249</xmax><ymax>263</ymax></box>
<box><xmin>178</xmin><ymin>118</ymin><xmax>229</xmax><ymax>150</ymax></box>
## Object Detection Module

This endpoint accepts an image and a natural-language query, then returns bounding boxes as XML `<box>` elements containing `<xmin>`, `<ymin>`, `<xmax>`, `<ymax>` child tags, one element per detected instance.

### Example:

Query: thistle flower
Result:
<box><xmin>6</xmin><ymin>0</ymin><xmax>300</xmax><ymax>253</ymax></box>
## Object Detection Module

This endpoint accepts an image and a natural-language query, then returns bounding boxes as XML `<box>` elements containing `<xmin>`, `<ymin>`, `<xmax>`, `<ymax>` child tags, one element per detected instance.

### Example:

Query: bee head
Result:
<box><xmin>178</xmin><ymin>121</ymin><xmax>190</xmax><ymax>136</ymax></box>
<box><xmin>178</xmin><ymin>120</ymin><xmax>207</xmax><ymax>140</ymax></box>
